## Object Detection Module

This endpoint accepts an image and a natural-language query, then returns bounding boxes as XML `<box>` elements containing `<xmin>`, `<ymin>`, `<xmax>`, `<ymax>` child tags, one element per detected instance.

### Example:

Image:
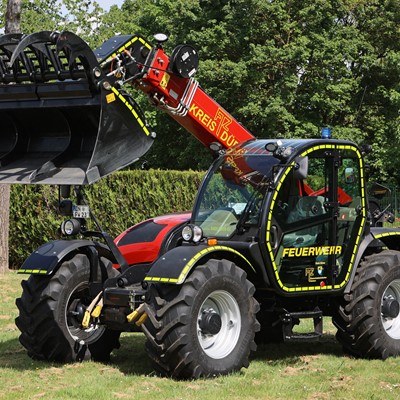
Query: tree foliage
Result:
<box><xmin>1</xmin><ymin>0</ymin><xmax>400</xmax><ymax>182</ymax></box>
<box><xmin>8</xmin><ymin>170</ymin><xmax>203</xmax><ymax>267</ymax></box>
<box><xmin>0</xmin><ymin>0</ymin><xmax>104</xmax><ymax>38</ymax></box>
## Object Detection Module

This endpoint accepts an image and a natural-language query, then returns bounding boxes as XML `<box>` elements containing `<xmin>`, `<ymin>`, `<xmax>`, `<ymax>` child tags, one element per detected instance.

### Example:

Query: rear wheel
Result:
<box><xmin>333</xmin><ymin>250</ymin><xmax>400</xmax><ymax>359</ymax></box>
<box><xmin>16</xmin><ymin>253</ymin><xmax>120</xmax><ymax>362</ymax></box>
<box><xmin>143</xmin><ymin>259</ymin><xmax>259</xmax><ymax>379</ymax></box>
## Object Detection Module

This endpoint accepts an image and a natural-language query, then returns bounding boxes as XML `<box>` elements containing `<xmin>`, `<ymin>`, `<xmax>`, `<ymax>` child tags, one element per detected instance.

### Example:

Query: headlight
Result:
<box><xmin>182</xmin><ymin>225</ymin><xmax>193</xmax><ymax>241</ymax></box>
<box><xmin>61</xmin><ymin>219</ymin><xmax>81</xmax><ymax>236</ymax></box>
<box><xmin>182</xmin><ymin>224</ymin><xmax>203</xmax><ymax>243</ymax></box>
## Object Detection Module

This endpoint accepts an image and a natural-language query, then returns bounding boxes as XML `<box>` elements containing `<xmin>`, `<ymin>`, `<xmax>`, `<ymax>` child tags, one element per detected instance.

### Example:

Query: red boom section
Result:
<box><xmin>171</xmin><ymin>89</ymin><xmax>254</xmax><ymax>149</ymax></box>
<box><xmin>130</xmin><ymin>46</ymin><xmax>255</xmax><ymax>150</ymax></box>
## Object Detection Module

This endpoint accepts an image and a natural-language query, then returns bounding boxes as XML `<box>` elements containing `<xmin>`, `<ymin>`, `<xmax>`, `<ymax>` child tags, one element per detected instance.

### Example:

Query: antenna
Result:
<box><xmin>354</xmin><ymin>85</ymin><xmax>368</xmax><ymax>126</ymax></box>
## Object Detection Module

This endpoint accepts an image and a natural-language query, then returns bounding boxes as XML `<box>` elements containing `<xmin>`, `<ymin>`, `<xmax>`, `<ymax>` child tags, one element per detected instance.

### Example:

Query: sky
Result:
<box><xmin>96</xmin><ymin>0</ymin><xmax>124</xmax><ymax>10</ymax></box>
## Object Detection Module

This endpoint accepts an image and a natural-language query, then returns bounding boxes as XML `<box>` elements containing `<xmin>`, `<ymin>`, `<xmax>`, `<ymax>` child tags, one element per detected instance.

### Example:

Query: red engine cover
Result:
<box><xmin>114</xmin><ymin>212</ymin><xmax>191</xmax><ymax>266</ymax></box>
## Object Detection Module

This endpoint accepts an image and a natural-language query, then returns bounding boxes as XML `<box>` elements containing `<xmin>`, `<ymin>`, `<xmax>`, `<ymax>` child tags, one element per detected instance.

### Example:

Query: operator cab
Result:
<box><xmin>188</xmin><ymin>138</ymin><xmax>367</xmax><ymax>294</ymax></box>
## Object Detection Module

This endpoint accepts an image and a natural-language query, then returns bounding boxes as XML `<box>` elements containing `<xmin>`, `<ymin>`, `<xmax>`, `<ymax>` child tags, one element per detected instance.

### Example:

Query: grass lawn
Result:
<box><xmin>1</xmin><ymin>270</ymin><xmax>400</xmax><ymax>400</ymax></box>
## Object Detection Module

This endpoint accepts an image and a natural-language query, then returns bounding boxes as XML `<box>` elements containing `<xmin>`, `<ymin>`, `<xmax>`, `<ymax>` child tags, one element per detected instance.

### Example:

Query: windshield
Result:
<box><xmin>193</xmin><ymin>151</ymin><xmax>280</xmax><ymax>238</ymax></box>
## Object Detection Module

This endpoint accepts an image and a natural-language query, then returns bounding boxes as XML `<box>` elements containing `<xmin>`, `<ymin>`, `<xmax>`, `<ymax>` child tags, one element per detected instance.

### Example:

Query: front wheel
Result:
<box><xmin>333</xmin><ymin>250</ymin><xmax>400</xmax><ymax>359</ymax></box>
<box><xmin>16</xmin><ymin>253</ymin><xmax>121</xmax><ymax>362</ymax></box>
<box><xmin>143</xmin><ymin>259</ymin><xmax>260</xmax><ymax>379</ymax></box>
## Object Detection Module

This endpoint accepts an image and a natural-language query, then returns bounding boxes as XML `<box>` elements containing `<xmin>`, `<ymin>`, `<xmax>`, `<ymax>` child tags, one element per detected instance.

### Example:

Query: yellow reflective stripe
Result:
<box><xmin>17</xmin><ymin>269</ymin><xmax>47</xmax><ymax>274</ymax></box>
<box><xmin>358</xmin><ymin>150</ymin><xmax>366</xmax><ymax>210</ymax></box>
<box><xmin>144</xmin><ymin>276</ymin><xmax>179</xmax><ymax>283</ymax></box>
<box><xmin>111</xmin><ymin>87</ymin><xmax>150</xmax><ymax>136</ymax></box>
<box><xmin>267</xmin><ymin>162</ymin><xmax>295</xmax><ymax>290</ymax></box>
<box><xmin>177</xmin><ymin>246</ymin><xmax>254</xmax><ymax>284</ymax></box>
<box><xmin>106</xmin><ymin>36</ymin><xmax>151</xmax><ymax>62</ymax></box>
<box><xmin>374</xmin><ymin>232</ymin><xmax>400</xmax><ymax>239</ymax></box>
<box><xmin>266</xmin><ymin>162</ymin><xmax>293</xmax><ymax>243</ymax></box>
<box><xmin>144</xmin><ymin>246</ymin><xmax>255</xmax><ymax>284</ymax></box>
<box><xmin>338</xmin><ymin>147</ymin><xmax>366</xmax><ymax>288</ymax></box>
<box><xmin>266</xmin><ymin>143</ymin><xmax>367</xmax><ymax>292</ymax></box>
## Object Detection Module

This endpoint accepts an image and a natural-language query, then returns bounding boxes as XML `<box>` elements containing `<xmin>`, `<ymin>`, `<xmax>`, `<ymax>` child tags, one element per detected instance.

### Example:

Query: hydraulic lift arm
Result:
<box><xmin>97</xmin><ymin>33</ymin><xmax>255</xmax><ymax>151</ymax></box>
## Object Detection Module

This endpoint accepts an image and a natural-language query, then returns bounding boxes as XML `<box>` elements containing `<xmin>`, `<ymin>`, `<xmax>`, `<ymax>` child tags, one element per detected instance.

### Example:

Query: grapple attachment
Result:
<box><xmin>0</xmin><ymin>31</ymin><xmax>154</xmax><ymax>184</ymax></box>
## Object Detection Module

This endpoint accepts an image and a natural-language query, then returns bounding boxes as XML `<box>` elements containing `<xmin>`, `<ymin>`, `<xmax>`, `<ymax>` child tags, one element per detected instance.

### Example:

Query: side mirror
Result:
<box><xmin>344</xmin><ymin>167</ymin><xmax>355</xmax><ymax>184</ymax></box>
<box><xmin>370</xmin><ymin>182</ymin><xmax>391</xmax><ymax>199</ymax></box>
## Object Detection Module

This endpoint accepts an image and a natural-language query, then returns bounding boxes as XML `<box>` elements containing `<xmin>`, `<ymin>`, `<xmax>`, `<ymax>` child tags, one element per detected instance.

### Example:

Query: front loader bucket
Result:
<box><xmin>0</xmin><ymin>31</ymin><xmax>154</xmax><ymax>184</ymax></box>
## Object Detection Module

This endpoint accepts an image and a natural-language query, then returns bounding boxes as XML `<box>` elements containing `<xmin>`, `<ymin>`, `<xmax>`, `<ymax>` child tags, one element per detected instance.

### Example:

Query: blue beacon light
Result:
<box><xmin>321</xmin><ymin>127</ymin><xmax>332</xmax><ymax>139</ymax></box>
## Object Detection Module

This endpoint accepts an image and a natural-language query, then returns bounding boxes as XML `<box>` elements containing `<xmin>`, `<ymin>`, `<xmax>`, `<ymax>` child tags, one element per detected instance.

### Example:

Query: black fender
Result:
<box><xmin>18</xmin><ymin>239</ymin><xmax>116</xmax><ymax>277</ymax></box>
<box><xmin>370</xmin><ymin>227</ymin><xmax>400</xmax><ymax>251</ymax></box>
<box><xmin>143</xmin><ymin>244</ymin><xmax>256</xmax><ymax>285</ymax></box>
<box><xmin>343</xmin><ymin>228</ymin><xmax>400</xmax><ymax>293</ymax></box>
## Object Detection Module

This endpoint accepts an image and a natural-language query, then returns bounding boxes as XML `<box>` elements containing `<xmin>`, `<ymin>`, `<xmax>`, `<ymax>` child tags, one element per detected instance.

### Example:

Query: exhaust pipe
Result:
<box><xmin>0</xmin><ymin>31</ymin><xmax>154</xmax><ymax>184</ymax></box>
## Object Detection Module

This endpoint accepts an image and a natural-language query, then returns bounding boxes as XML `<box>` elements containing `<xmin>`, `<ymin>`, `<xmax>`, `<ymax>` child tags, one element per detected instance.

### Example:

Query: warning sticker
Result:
<box><xmin>106</xmin><ymin>93</ymin><xmax>116</xmax><ymax>103</ymax></box>
<box><xmin>160</xmin><ymin>72</ymin><xmax>170</xmax><ymax>89</ymax></box>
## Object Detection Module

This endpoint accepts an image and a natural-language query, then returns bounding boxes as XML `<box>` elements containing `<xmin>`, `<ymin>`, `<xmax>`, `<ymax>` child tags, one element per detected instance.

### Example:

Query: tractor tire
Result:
<box><xmin>15</xmin><ymin>253</ymin><xmax>121</xmax><ymax>362</ymax></box>
<box><xmin>333</xmin><ymin>250</ymin><xmax>400</xmax><ymax>359</ymax></box>
<box><xmin>143</xmin><ymin>259</ymin><xmax>260</xmax><ymax>379</ymax></box>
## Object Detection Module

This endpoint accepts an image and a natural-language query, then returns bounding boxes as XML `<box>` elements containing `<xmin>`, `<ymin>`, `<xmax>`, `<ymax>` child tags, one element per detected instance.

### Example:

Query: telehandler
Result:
<box><xmin>1</xmin><ymin>31</ymin><xmax>399</xmax><ymax>379</ymax></box>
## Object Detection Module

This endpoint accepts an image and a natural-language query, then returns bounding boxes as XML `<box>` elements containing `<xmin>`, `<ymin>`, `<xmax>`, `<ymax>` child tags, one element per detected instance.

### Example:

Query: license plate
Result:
<box><xmin>73</xmin><ymin>205</ymin><xmax>90</xmax><ymax>218</ymax></box>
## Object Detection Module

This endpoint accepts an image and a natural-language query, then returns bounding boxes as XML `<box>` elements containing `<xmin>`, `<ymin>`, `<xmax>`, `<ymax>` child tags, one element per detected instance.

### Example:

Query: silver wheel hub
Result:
<box><xmin>381</xmin><ymin>279</ymin><xmax>400</xmax><ymax>339</ymax></box>
<box><xmin>197</xmin><ymin>290</ymin><xmax>241</xmax><ymax>359</ymax></box>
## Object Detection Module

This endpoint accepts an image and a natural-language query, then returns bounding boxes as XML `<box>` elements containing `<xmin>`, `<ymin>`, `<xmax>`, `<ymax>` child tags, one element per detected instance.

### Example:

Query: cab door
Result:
<box><xmin>266</xmin><ymin>144</ymin><xmax>366</xmax><ymax>293</ymax></box>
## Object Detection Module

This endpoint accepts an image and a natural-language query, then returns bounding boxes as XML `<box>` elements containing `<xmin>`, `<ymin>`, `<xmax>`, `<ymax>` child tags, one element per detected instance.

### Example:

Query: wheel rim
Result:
<box><xmin>66</xmin><ymin>282</ymin><xmax>105</xmax><ymax>344</ymax></box>
<box><xmin>197</xmin><ymin>290</ymin><xmax>241</xmax><ymax>359</ymax></box>
<box><xmin>381</xmin><ymin>279</ymin><xmax>400</xmax><ymax>339</ymax></box>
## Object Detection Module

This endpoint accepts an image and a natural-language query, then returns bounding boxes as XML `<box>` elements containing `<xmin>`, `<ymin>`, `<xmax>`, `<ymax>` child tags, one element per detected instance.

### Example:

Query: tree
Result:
<box><xmin>0</xmin><ymin>0</ymin><xmax>21</xmax><ymax>272</ymax></box>
<box><xmin>5</xmin><ymin>0</ymin><xmax>20</xmax><ymax>33</ymax></box>
<box><xmin>19</xmin><ymin>0</ymin><xmax>104</xmax><ymax>42</ymax></box>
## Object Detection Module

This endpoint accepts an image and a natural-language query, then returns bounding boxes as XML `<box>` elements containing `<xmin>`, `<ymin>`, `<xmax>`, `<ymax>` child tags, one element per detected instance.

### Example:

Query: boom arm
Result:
<box><xmin>98</xmin><ymin>34</ymin><xmax>255</xmax><ymax>151</ymax></box>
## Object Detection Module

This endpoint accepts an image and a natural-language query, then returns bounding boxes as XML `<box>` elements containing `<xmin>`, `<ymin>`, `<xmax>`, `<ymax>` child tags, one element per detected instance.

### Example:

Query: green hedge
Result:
<box><xmin>9</xmin><ymin>170</ymin><xmax>204</xmax><ymax>268</ymax></box>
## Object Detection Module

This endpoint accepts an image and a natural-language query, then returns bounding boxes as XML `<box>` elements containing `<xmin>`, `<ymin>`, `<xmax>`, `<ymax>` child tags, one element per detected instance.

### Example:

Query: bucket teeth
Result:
<box><xmin>29</xmin><ymin>161</ymin><xmax>60</xmax><ymax>183</ymax></box>
<box><xmin>9</xmin><ymin>31</ymin><xmax>55</xmax><ymax>66</ymax></box>
<box><xmin>6</xmin><ymin>30</ymin><xmax>101</xmax><ymax>84</ymax></box>
<box><xmin>0</xmin><ymin>33</ymin><xmax>23</xmax><ymax>81</ymax></box>
<box><xmin>56</xmin><ymin>30</ymin><xmax>101</xmax><ymax>74</ymax></box>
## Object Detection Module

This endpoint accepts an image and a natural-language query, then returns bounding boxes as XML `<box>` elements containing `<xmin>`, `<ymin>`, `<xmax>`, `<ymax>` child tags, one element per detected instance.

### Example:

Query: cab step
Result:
<box><xmin>281</xmin><ymin>308</ymin><xmax>323</xmax><ymax>342</ymax></box>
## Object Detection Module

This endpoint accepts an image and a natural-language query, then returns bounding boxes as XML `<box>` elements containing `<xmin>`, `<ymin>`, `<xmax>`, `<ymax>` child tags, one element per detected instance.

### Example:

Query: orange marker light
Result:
<box><xmin>208</xmin><ymin>238</ymin><xmax>218</xmax><ymax>246</ymax></box>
